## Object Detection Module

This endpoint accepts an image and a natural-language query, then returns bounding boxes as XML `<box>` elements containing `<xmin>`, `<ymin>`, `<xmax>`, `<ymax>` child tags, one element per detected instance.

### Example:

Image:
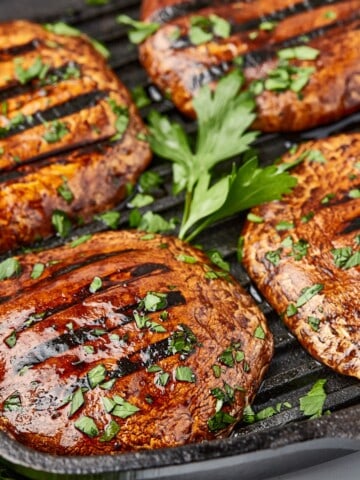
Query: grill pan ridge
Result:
<box><xmin>0</xmin><ymin>1</ymin><xmax>359</xmax><ymax>478</ymax></box>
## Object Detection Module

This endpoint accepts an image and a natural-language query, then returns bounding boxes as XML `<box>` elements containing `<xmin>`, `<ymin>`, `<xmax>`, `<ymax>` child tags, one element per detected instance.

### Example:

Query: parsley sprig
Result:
<box><xmin>148</xmin><ymin>71</ymin><xmax>297</xmax><ymax>242</ymax></box>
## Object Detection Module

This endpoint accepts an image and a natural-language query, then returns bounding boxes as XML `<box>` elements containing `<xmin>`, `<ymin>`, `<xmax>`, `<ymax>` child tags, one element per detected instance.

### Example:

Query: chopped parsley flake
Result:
<box><xmin>254</xmin><ymin>325</ymin><xmax>266</xmax><ymax>340</ymax></box>
<box><xmin>131</xmin><ymin>85</ymin><xmax>151</xmax><ymax>109</ymax></box>
<box><xmin>275</xmin><ymin>220</ymin><xmax>294</xmax><ymax>231</ymax></box>
<box><xmin>291</xmin><ymin>239</ymin><xmax>309</xmax><ymax>260</ymax></box>
<box><xmin>299</xmin><ymin>379</ymin><xmax>327</xmax><ymax>418</ymax></box>
<box><xmin>70</xmin><ymin>234</ymin><xmax>93</xmax><ymax>248</ymax></box>
<box><xmin>51</xmin><ymin>210</ymin><xmax>72</xmax><ymax>238</ymax></box>
<box><xmin>0</xmin><ymin>257</ymin><xmax>21</xmax><ymax>280</ymax></box>
<box><xmin>14</xmin><ymin>56</ymin><xmax>49</xmax><ymax>85</ymax></box>
<box><xmin>296</xmin><ymin>284</ymin><xmax>324</xmax><ymax>308</ymax></box>
<box><xmin>175</xmin><ymin>365</ymin><xmax>196</xmax><ymax>383</ymax></box>
<box><xmin>286</xmin><ymin>303</ymin><xmax>298</xmax><ymax>317</ymax></box>
<box><xmin>57</xmin><ymin>176</ymin><xmax>74</xmax><ymax>203</ymax></box>
<box><xmin>30</xmin><ymin>262</ymin><xmax>45</xmax><ymax>280</ymax></box>
<box><xmin>265</xmin><ymin>248</ymin><xmax>282</xmax><ymax>266</ymax></box>
<box><xmin>100</xmin><ymin>420</ymin><xmax>120</xmax><ymax>442</ymax></box>
<box><xmin>247</xmin><ymin>213</ymin><xmax>264</xmax><ymax>223</ymax></box>
<box><xmin>349</xmin><ymin>188</ymin><xmax>360</xmax><ymax>199</ymax></box>
<box><xmin>307</xmin><ymin>316</ymin><xmax>321</xmax><ymax>331</ymax></box>
<box><xmin>111</xmin><ymin>395</ymin><xmax>140</xmax><ymax>418</ymax></box>
<box><xmin>4</xmin><ymin>330</ymin><xmax>17</xmax><ymax>348</ymax></box>
<box><xmin>69</xmin><ymin>388</ymin><xmax>85</xmax><ymax>417</ymax></box>
<box><xmin>43</xmin><ymin>120</ymin><xmax>69</xmax><ymax>143</ymax></box>
<box><xmin>176</xmin><ymin>254</ymin><xmax>198</xmax><ymax>264</ymax></box>
<box><xmin>89</xmin><ymin>276</ymin><xmax>102</xmax><ymax>293</ymax></box>
<box><xmin>4</xmin><ymin>392</ymin><xmax>22</xmax><ymax>411</ymax></box>
<box><xmin>207</xmin><ymin>410</ymin><xmax>236</xmax><ymax>432</ymax></box>
<box><xmin>116</xmin><ymin>15</ymin><xmax>160</xmax><ymax>44</ymax></box>
<box><xmin>87</xmin><ymin>364</ymin><xmax>107</xmax><ymax>388</ymax></box>
<box><xmin>189</xmin><ymin>14</ymin><xmax>231</xmax><ymax>45</ymax></box>
<box><xmin>74</xmin><ymin>416</ymin><xmax>99</xmax><ymax>437</ymax></box>
<box><xmin>107</xmin><ymin>98</ymin><xmax>129</xmax><ymax>141</ymax></box>
<box><xmin>301</xmin><ymin>211</ymin><xmax>315</xmax><ymax>223</ymax></box>
<box><xmin>94</xmin><ymin>211</ymin><xmax>121</xmax><ymax>229</ymax></box>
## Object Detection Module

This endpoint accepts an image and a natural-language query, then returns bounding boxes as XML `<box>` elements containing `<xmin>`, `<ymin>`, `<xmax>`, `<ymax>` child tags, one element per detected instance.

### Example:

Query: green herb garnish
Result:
<box><xmin>70</xmin><ymin>234</ymin><xmax>93</xmax><ymax>248</ymax></box>
<box><xmin>111</xmin><ymin>395</ymin><xmax>140</xmax><ymax>418</ymax></box>
<box><xmin>131</xmin><ymin>85</ymin><xmax>151</xmax><ymax>109</ymax></box>
<box><xmin>207</xmin><ymin>410</ymin><xmax>236</xmax><ymax>432</ymax></box>
<box><xmin>296</xmin><ymin>283</ymin><xmax>324</xmax><ymax>307</ymax></box>
<box><xmin>14</xmin><ymin>56</ymin><xmax>49</xmax><ymax>85</ymax></box>
<box><xmin>44</xmin><ymin>22</ymin><xmax>110</xmax><ymax>58</ymax></box>
<box><xmin>175</xmin><ymin>366</ymin><xmax>196</xmax><ymax>383</ymax></box>
<box><xmin>94</xmin><ymin>211</ymin><xmax>121</xmax><ymax>229</ymax></box>
<box><xmin>116</xmin><ymin>15</ymin><xmax>160</xmax><ymax>44</ymax></box>
<box><xmin>189</xmin><ymin>14</ymin><xmax>231</xmax><ymax>45</ymax></box>
<box><xmin>87</xmin><ymin>364</ymin><xmax>107</xmax><ymax>388</ymax></box>
<box><xmin>57</xmin><ymin>176</ymin><xmax>74</xmax><ymax>203</ymax></box>
<box><xmin>4</xmin><ymin>330</ymin><xmax>17</xmax><ymax>348</ymax></box>
<box><xmin>52</xmin><ymin>209</ymin><xmax>72</xmax><ymax>238</ymax></box>
<box><xmin>43</xmin><ymin>120</ymin><xmax>69</xmax><ymax>143</ymax></box>
<box><xmin>299</xmin><ymin>379</ymin><xmax>327</xmax><ymax>418</ymax></box>
<box><xmin>4</xmin><ymin>392</ymin><xmax>21</xmax><ymax>411</ymax></box>
<box><xmin>74</xmin><ymin>416</ymin><xmax>99</xmax><ymax>437</ymax></box>
<box><xmin>89</xmin><ymin>276</ymin><xmax>102</xmax><ymax>293</ymax></box>
<box><xmin>307</xmin><ymin>316</ymin><xmax>321</xmax><ymax>331</ymax></box>
<box><xmin>254</xmin><ymin>325</ymin><xmax>266</xmax><ymax>340</ymax></box>
<box><xmin>69</xmin><ymin>388</ymin><xmax>85</xmax><ymax>417</ymax></box>
<box><xmin>100</xmin><ymin>420</ymin><xmax>120</xmax><ymax>442</ymax></box>
<box><xmin>148</xmin><ymin>70</ymin><xmax>297</xmax><ymax>242</ymax></box>
<box><xmin>265</xmin><ymin>248</ymin><xmax>282</xmax><ymax>266</ymax></box>
<box><xmin>0</xmin><ymin>257</ymin><xmax>21</xmax><ymax>280</ymax></box>
<box><xmin>30</xmin><ymin>263</ymin><xmax>45</xmax><ymax>280</ymax></box>
<box><xmin>107</xmin><ymin>99</ymin><xmax>129</xmax><ymax>141</ymax></box>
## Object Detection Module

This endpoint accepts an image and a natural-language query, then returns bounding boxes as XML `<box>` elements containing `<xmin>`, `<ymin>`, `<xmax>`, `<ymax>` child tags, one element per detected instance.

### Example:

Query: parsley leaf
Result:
<box><xmin>100</xmin><ymin>420</ymin><xmax>120</xmax><ymax>442</ymax></box>
<box><xmin>74</xmin><ymin>416</ymin><xmax>99</xmax><ymax>437</ymax></box>
<box><xmin>51</xmin><ymin>210</ymin><xmax>72</xmax><ymax>238</ymax></box>
<box><xmin>0</xmin><ymin>257</ymin><xmax>21</xmax><ymax>280</ymax></box>
<box><xmin>299</xmin><ymin>379</ymin><xmax>327</xmax><ymax>418</ymax></box>
<box><xmin>296</xmin><ymin>284</ymin><xmax>324</xmax><ymax>307</ymax></box>
<box><xmin>148</xmin><ymin>70</ymin><xmax>297</xmax><ymax>242</ymax></box>
<box><xmin>43</xmin><ymin>120</ymin><xmax>68</xmax><ymax>143</ymax></box>
<box><xmin>14</xmin><ymin>56</ymin><xmax>49</xmax><ymax>85</ymax></box>
<box><xmin>44</xmin><ymin>23</ymin><xmax>110</xmax><ymax>58</ymax></box>
<box><xmin>30</xmin><ymin>263</ymin><xmax>45</xmax><ymax>280</ymax></box>
<box><xmin>117</xmin><ymin>15</ymin><xmax>160</xmax><ymax>44</ymax></box>
<box><xmin>94</xmin><ymin>211</ymin><xmax>121</xmax><ymax>229</ymax></box>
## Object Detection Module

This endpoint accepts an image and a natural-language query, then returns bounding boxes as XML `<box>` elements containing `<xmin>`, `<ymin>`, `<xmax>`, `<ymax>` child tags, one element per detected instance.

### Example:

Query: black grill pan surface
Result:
<box><xmin>0</xmin><ymin>1</ymin><xmax>359</xmax><ymax>479</ymax></box>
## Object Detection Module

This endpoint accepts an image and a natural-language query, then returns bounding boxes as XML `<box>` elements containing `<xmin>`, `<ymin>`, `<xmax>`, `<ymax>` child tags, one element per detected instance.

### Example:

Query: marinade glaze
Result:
<box><xmin>0</xmin><ymin>230</ymin><xmax>273</xmax><ymax>455</ymax></box>
<box><xmin>0</xmin><ymin>20</ymin><xmax>151</xmax><ymax>253</ymax></box>
<box><xmin>242</xmin><ymin>133</ymin><xmax>360</xmax><ymax>378</ymax></box>
<box><xmin>140</xmin><ymin>0</ymin><xmax>360</xmax><ymax>132</ymax></box>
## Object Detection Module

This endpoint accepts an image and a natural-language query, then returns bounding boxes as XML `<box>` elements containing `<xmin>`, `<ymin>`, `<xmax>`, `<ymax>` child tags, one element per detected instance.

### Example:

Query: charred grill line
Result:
<box><xmin>186</xmin><ymin>12</ymin><xmax>360</xmax><ymax>92</ymax></box>
<box><xmin>14</xmin><ymin>326</ymin><xmax>104</xmax><ymax>372</ymax></box>
<box><xmin>0</xmin><ymin>62</ymin><xmax>81</xmax><ymax>103</ymax></box>
<box><xmin>0</xmin><ymin>38</ymin><xmax>40</xmax><ymax>60</ymax></box>
<box><xmin>110</xmin><ymin>336</ymin><xmax>172</xmax><ymax>378</ymax></box>
<box><xmin>341</xmin><ymin>217</ymin><xmax>360</xmax><ymax>235</ymax></box>
<box><xmin>13</xmin><ymin>290</ymin><xmax>186</xmax><ymax>372</ymax></box>
<box><xmin>172</xmin><ymin>0</ymin><xmax>347</xmax><ymax>50</ymax></box>
<box><xmin>0</xmin><ymin>90</ymin><xmax>108</xmax><ymax>140</ymax></box>
<box><xmin>150</xmin><ymin>0</ymin><xmax>341</xmax><ymax>24</ymax></box>
<box><xmin>0</xmin><ymin>137</ymin><xmax>111</xmax><ymax>184</ymax></box>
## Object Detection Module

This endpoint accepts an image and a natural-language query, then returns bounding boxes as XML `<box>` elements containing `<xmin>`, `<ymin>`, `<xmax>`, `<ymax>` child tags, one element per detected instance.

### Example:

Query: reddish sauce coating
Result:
<box><xmin>140</xmin><ymin>0</ymin><xmax>360</xmax><ymax>132</ymax></box>
<box><xmin>0</xmin><ymin>231</ymin><xmax>273</xmax><ymax>455</ymax></box>
<box><xmin>242</xmin><ymin>133</ymin><xmax>360</xmax><ymax>378</ymax></box>
<box><xmin>0</xmin><ymin>20</ymin><xmax>151</xmax><ymax>254</ymax></box>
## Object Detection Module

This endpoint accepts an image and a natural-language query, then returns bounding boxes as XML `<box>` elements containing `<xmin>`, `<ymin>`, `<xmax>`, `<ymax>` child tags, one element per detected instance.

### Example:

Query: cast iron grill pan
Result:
<box><xmin>0</xmin><ymin>1</ymin><xmax>359</xmax><ymax>478</ymax></box>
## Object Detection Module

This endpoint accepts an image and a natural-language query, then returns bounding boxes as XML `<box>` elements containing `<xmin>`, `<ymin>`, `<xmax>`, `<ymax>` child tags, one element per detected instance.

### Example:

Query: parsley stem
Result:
<box><xmin>181</xmin><ymin>190</ymin><xmax>193</xmax><ymax>233</ymax></box>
